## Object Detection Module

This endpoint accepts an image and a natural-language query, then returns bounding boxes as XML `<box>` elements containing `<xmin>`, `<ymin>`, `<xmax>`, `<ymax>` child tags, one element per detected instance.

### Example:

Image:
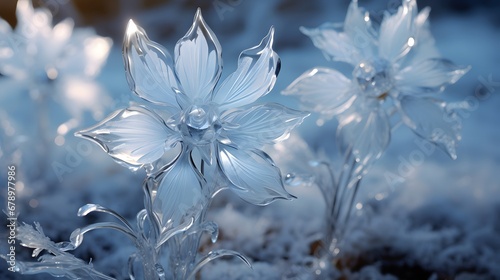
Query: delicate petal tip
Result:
<box><xmin>395</xmin><ymin>59</ymin><xmax>471</xmax><ymax>94</ymax></box>
<box><xmin>76</xmin><ymin>107</ymin><xmax>179</xmax><ymax>171</ymax></box>
<box><xmin>212</xmin><ymin>27</ymin><xmax>280</xmax><ymax>109</ymax></box>
<box><xmin>379</xmin><ymin>0</ymin><xmax>417</xmax><ymax>61</ymax></box>
<box><xmin>397</xmin><ymin>96</ymin><xmax>461</xmax><ymax>160</ymax></box>
<box><xmin>174</xmin><ymin>8</ymin><xmax>222</xmax><ymax>101</ymax></box>
<box><xmin>123</xmin><ymin>20</ymin><xmax>179</xmax><ymax>106</ymax></box>
<box><xmin>126</xmin><ymin>19</ymin><xmax>138</xmax><ymax>36</ymax></box>
<box><xmin>218</xmin><ymin>147</ymin><xmax>293</xmax><ymax>206</ymax></box>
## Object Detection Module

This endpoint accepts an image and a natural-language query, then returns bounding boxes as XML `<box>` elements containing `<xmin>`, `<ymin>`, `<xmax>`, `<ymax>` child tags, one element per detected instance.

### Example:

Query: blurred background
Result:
<box><xmin>0</xmin><ymin>0</ymin><xmax>499</xmax><ymax>279</ymax></box>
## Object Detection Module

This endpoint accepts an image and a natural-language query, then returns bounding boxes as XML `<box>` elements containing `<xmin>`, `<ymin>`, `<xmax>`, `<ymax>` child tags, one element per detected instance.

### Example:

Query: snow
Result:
<box><xmin>1</xmin><ymin>0</ymin><xmax>499</xmax><ymax>279</ymax></box>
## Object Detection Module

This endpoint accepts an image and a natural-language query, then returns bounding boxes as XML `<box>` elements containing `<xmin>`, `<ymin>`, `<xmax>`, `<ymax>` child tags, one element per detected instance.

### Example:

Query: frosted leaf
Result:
<box><xmin>337</xmin><ymin>99</ymin><xmax>391</xmax><ymax>179</ymax></box>
<box><xmin>10</xmin><ymin>222</ymin><xmax>115</xmax><ymax>279</ymax></box>
<box><xmin>283</xmin><ymin>67</ymin><xmax>356</xmax><ymax>119</ymax></box>
<box><xmin>394</xmin><ymin>58</ymin><xmax>471</xmax><ymax>95</ymax></box>
<box><xmin>124</xmin><ymin>20</ymin><xmax>178</xmax><ymax>106</ymax></box>
<box><xmin>218</xmin><ymin>145</ymin><xmax>294</xmax><ymax>205</ymax></box>
<box><xmin>76</xmin><ymin>106</ymin><xmax>180</xmax><ymax>171</ymax></box>
<box><xmin>398</xmin><ymin>96</ymin><xmax>461</xmax><ymax>159</ymax></box>
<box><xmin>378</xmin><ymin>0</ymin><xmax>417</xmax><ymax>62</ymax></box>
<box><xmin>221</xmin><ymin>103</ymin><xmax>308</xmax><ymax>149</ymax></box>
<box><xmin>153</xmin><ymin>152</ymin><xmax>205</xmax><ymax>226</ymax></box>
<box><xmin>213</xmin><ymin>27</ymin><xmax>280</xmax><ymax>110</ymax></box>
<box><xmin>174</xmin><ymin>8</ymin><xmax>222</xmax><ymax>102</ymax></box>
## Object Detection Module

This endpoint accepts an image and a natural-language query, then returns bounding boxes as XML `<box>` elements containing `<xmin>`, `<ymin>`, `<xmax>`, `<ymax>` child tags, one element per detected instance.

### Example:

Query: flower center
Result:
<box><xmin>179</xmin><ymin>104</ymin><xmax>221</xmax><ymax>146</ymax></box>
<box><xmin>353</xmin><ymin>58</ymin><xmax>392</xmax><ymax>99</ymax></box>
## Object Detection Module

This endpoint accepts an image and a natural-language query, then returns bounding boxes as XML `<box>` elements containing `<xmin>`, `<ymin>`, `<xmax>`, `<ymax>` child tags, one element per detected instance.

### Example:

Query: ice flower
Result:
<box><xmin>284</xmin><ymin>0</ymin><xmax>470</xmax><ymax>164</ymax></box>
<box><xmin>77</xmin><ymin>10</ymin><xmax>307</xmax><ymax>223</ymax></box>
<box><xmin>0</xmin><ymin>0</ymin><xmax>111</xmax><ymax>83</ymax></box>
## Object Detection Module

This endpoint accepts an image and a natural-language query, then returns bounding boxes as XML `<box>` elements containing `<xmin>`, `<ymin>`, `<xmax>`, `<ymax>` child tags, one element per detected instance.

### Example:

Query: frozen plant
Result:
<box><xmin>0</xmin><ymin>0</ymin><xmax>112</xmax><ymax>177</ymax></box>
<box><xmin>283</xmin><ymin>0</ymin><xmax>470</xmax><ymax>276</ymax></box>
<box><xmin>6</xmin><ymin>8</ymin><xmax>307</xmax><ymax>280</ymax></box>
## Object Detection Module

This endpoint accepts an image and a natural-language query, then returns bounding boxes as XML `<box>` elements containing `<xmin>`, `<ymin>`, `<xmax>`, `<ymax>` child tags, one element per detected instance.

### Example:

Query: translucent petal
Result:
<box><xmin>124</xmin><ymin>20</ymin><xmax>178</xmax><ymax>106</ymax></box>
<box><xmin>378</xmin><ymin>0</ymin><xmax>417</xmax><ymax>62</ymax></box>
<box><xmin>282</xmin><ymin>67</ymin><xmax>357</xmax><ymax>119</ymax></box>
<box><xmin>337</xmin><ymin>99</ymin><xmax>391</xmax><ymax>179</ymax></box>
<box><xmin>394</xmin><ymin>58</ymin><xmax>471</xmax><ymax>95</ymax></box>
<box><xmin>0</xmin><ymin>20</ymin><xmax>24</xmax><ymax>77</ymax></box>
<box><xmin>76</xmin><ymin>106</ymin><xmax>180</xmax><ymax>171</ymax></box>
<box><xmin>174</xmin><ymin>8</ymin><xmax>222</xmax><ymax>102</ymax></box>
<box><xmin>221</xmin><ymin>103</ymin><xmax>308</xmax><ymax>149</ymax></box>
<box><xmin>397</xmin><ymin>7</ymin><xmax>439</xmax><ymax>69</ymax></box>
<box><xmin>300</xmin><ymin>23</ymin><xmax>361</xmax><ymax>64</ymax></box>
<box><xmin>52</xmin><ymin>18</ymin><xmax>74</xmax><ymax>45</ymax></box>
<box><xmin>16</xmin><ymin>0</ymin><xmax>52</xmax><ymax>38</ymax></box>
<box><xmin>343</xmin><ymin>0</ymin><xmax>376</xmax><ymax>58</ymax></box>
<box><xmin>398</xmin><ymin>96</ymin><xmax>461</xmax><ymax>159</ymax></box>
<box><xmin>218</xmin><ymin>145</ymin><xmax>294</xmax><ymax>205</ymax></box>
<box><xmin>0</xmin><ymin>18</ymin><xmax>12</xmax><ymax>33</ymax></box>
<box><xmin>213</xmin><ymin>27</ymin><xmax>280</xmax><ymax>110</ymax></box>
<box><xmin>154</xmin><ymin>152</ymin><xmax>204</xmax><ymax>226</ymax></box>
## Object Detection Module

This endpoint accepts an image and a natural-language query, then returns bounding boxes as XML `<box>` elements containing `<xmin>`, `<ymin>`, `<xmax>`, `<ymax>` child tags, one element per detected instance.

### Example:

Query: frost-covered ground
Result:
<box><xmin>1</xmin><ymin>0</ymin><xmax>499</xmax><ymax>279</ymax></box>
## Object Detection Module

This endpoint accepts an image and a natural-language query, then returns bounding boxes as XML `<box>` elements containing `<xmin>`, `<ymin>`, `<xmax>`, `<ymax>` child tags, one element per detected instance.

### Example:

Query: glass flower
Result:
<box><xmin>0</xmin><ymin>0</ymin><xmax>111</xmax><ymax>83</ymax></box>
<box><xmin>77</xmin><ymin>10</ymin><xmax>307</xmax><ymax>223</ymax></box>
<box><xmin>283</xmin><ymin>0</ymin><xmax>470</xmax><ymax>166</ymax></box>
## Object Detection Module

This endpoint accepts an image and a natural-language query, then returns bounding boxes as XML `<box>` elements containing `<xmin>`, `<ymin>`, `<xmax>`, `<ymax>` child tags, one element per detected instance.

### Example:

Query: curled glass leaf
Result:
<box><xmin>222</xmin><ymin>103</ymin><xmax>308</xmax><ymax>149</ymax></box>
<box><xmin>76</xmin><ymin>106</ymin><xmax>180</xmax><ymax>171</ymax></box>
<box><xmin>218</xmin><ymin>145</ymin><xmax>294</xmax><ymax>205</ymax></box>
<box><xmin>187</xmin><ymin>249</ymin><xmax>252</xmax><ymax>280</ymax></box>
<box><xmin>398</xmin><ymin>95</ymin><xmax>461</xmax><ymax>159</ymax></box>
<box><xmin>213</xmin><ymin>27</ymin><xmax>280</xmax><ymax>110</ymax></box>
<box><xmin>174</xmin><ymin>8</ymin><xmax>222</xmax><ymax>102</ymax></box>
<box><xmin>77</xmin><ymin>204</ymin><xmax>134</xmax><ymax>233</ymax></box>
<box><xmin>69</xmin><ymin>222</ymin><xmax>137</xmax><ymax>250</ymax></box>
<box><xmin>124</xmin><ymin>20</ymin><xmax>178</xmax><ymax>106</ymax></box>
<box><xmin>156</xmin><ymin>217</ymin><xmax>195</xmax><ymax>249</ymax></box>
<box><xmin>394</xmin><ymin>58</ymin><xmax>471</xmax><ymax>95</ymax></box>
<box><xmin>282</xmin><ymin>67</ymin><xmax>356</xmax><ymax>119</ymax></box>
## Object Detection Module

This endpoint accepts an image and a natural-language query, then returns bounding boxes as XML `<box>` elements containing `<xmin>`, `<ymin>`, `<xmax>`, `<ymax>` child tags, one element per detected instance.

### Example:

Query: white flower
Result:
<box><xmin>0</xmin><ymin>0</ymin><xmax>111</xmax><ymax>82</ymax></box>
<box><xmin>77</xmin><ymin>10</ymin><xmax>307</xmax><ymax>224</ymax></box>
<box><xmin>284</xmin><ymin>0</ymin><xmax>469</xmax><ymax>164</ymax></box>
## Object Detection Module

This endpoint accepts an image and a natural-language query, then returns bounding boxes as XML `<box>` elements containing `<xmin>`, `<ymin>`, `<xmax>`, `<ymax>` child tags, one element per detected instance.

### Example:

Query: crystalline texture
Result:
<box><xmin>353</xmin><ymin>58</ymin><xmax>393</xmax><ymax>98</ymax></box>
<box><xmin>178</xmin><ymin>104</ymin><xmax>222</xmax><ymax>146</ymax></box>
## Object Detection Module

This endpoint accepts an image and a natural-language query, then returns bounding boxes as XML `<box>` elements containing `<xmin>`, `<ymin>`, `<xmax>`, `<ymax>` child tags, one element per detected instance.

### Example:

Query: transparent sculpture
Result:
<box><xmin>5</xmin><ymin>9</ymin><xmax>307</xmax><ymax>280</ymax></box>
<box><xmin>283</xmin><ymin>0</ymin><xmax>470</xmax><ymax>277</ymax></box>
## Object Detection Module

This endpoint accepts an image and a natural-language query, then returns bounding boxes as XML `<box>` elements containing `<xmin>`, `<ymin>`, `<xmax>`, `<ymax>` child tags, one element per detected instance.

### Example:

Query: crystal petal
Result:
<box><xmin>221</xmin><ymin>103</ymin><xmax>308</xmax><ymax>149</ymax></box>
<box><xmin>218</xmin><ymin>145</ymin><xmax>294</xmax><ymax>205</ymax></box>
<box><xmin>76</xmin><ymin>106</ymin><xmax>180</xmax><ymax>171</ymax></box>
<box><xmin>174</xmin><ymin>9</ymin><xmax>222</xmax><ymax>102</ymax></box>
<box><xmin>213</xmin><ymin>27</ymin><xmax>280</xmax><ymax>110</ymax></box>
<box><xmin>124</xmin><ymin>20</ymin><xmax>179</xmax><ymax>106</ymax></box>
